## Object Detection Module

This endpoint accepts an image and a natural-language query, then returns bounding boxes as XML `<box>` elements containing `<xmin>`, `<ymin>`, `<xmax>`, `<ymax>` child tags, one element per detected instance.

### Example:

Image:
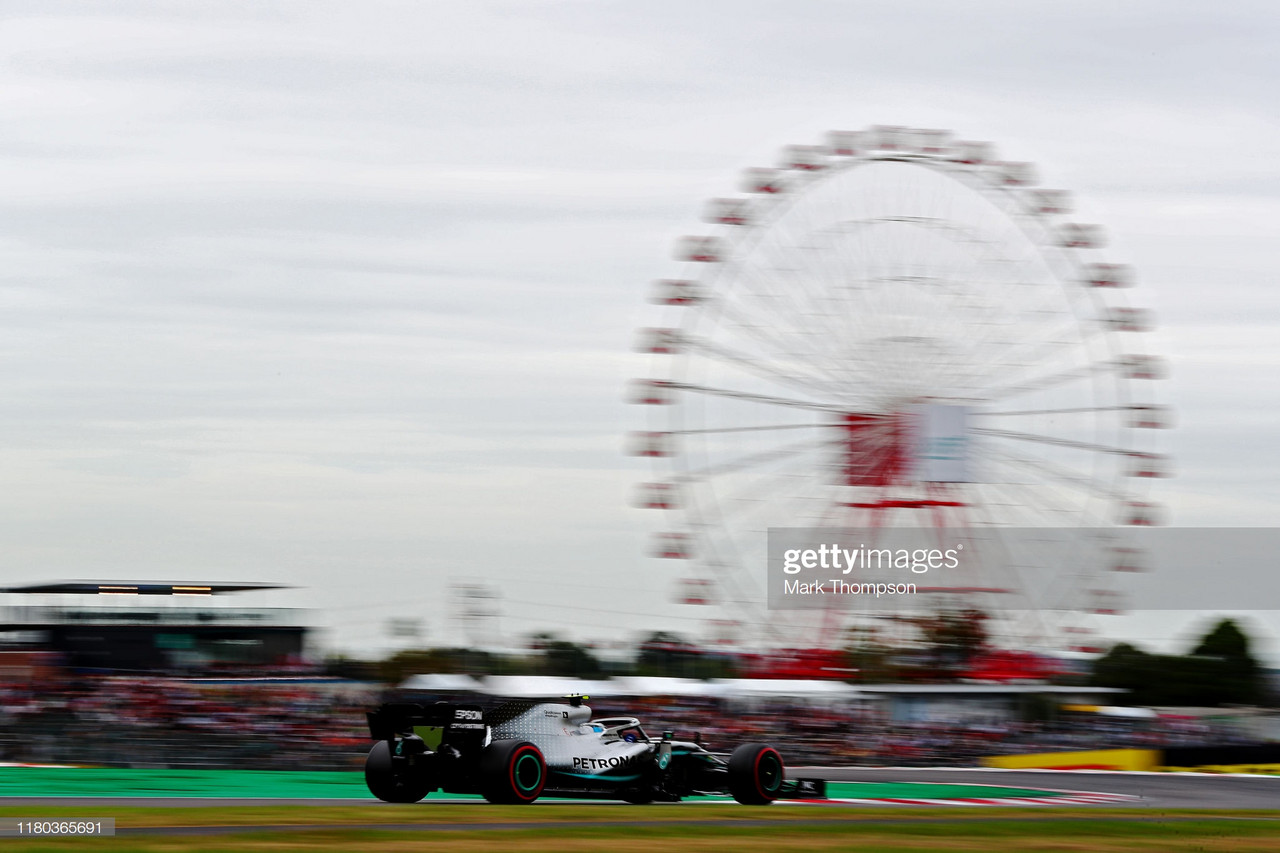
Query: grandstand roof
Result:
<box><xmin>1</xmin><ymin>581</ymin><xmax>290</xmax><ymax>596</ymax></box>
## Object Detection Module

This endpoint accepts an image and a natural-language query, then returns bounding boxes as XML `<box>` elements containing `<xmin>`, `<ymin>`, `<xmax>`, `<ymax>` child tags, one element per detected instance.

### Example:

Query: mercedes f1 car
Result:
<box><xmin>364</xmin><ymin>695</ymin><xmax>825</xmax><ymax>804</ymax></box>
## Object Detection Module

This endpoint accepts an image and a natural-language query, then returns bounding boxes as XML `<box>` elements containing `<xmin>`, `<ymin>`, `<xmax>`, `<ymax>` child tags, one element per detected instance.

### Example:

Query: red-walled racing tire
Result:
<box><xmin>481</xmin><ymin>740</ymin><xmax>546</xmax><ymax>804</ymax></box>
<box><xmin>727</xmin><ymin>742</ymin><xmax>784</xmax><ymax>805</ymax></box>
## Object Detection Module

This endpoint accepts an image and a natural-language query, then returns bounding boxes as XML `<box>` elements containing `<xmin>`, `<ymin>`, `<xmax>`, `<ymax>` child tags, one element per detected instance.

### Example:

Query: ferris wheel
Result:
<box><xmin>629</xmin><ymin>126</ymin><xmax>1171</xmax><ymax>653</ymax></box>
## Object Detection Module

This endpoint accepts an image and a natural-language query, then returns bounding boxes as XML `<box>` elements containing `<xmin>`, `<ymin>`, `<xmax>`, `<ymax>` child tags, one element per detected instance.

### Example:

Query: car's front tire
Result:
<box><xmin>365</xmin><ymin>740</ymin><xmax>433</xmax><ymax>803</ymax></box>
<box><xmin>481</xmin><ymin>740</ymin><xmax>546</xmax><ymax>804</ymax></box>
<box><xmin>727</xmin><ymin>742</ymin><xmax>784</xmax><ymax>805</ymax></box>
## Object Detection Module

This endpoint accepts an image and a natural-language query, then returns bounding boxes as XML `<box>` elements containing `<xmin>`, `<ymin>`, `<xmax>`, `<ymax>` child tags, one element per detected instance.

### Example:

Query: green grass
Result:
<box><xmin>0</xmin><ymin>767</ymin><xmax>1073</xmax><ymax>801</ymax></box>
<box><xmin>0</xmin><ymin>806</ymin><xmax>1277</xmax><ymax>852</ymax></box>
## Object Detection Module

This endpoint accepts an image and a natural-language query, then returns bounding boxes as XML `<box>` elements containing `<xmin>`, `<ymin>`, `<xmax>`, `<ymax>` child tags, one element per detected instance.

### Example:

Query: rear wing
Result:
<box><xmin>367</xmin><ymin>702</ymin><xmax>485</xmax><ymax>741</ymax></box>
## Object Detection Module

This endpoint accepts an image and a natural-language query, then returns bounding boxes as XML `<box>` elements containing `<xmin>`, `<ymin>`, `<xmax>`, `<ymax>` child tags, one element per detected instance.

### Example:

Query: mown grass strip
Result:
<box><xmin>0</xmin><ymin>811</ymin><xmax>1279</xmax><ymax>853</ymax></box>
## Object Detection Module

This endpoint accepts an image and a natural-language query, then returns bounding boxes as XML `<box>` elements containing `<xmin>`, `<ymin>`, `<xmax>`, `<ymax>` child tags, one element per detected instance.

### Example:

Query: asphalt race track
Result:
<box><xmin>1</xmin><ymin>769</ymin><xmax>1276</xmax><ymax>840</ymax></box>
<box><xmin>809</xmin><ymin>767</ymin><xmax>1280</xmax><ymax>809</ymax></box>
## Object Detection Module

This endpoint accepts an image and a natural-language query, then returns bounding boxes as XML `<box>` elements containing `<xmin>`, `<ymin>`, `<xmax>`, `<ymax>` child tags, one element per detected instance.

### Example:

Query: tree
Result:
<box><xmin>377</xmin><ymin>647</ymin><xmax>507</xmax><ymax>683</ymax></box>
<box><xmin>634</xmin><ymin>632</ymin><xmax>734</xmax><ymax>678</ymax></box>
<box><xmin>636</xmin><ymin>631</ymin><xmax>691</xmax><ymax>676</ymax></box>
<box><xmin>528</xmin><ymin>633</ymin><xmax>603</xmax><ymax>679</ymax></box>
<box><xmin>842</xmin><ymin>624</ymin><xmax>895</xmax><ymax>682</ymax></box>
<box><xmin>1092</xmin><ymin>642</ymin><xmax>1154</xmax><ymax>694</ymax></box>
<box><xmin>1193</xmin><ymin>619</ymin><xmax>1252</xmax><ymax>659</ymax></box>
<box><xmin>1091</xmin><ymin>619</ymin><xmax>1266</xmax><ymax>706</ymax></box>
<box><xmin>920</xmin><ymin>608</ymin><xmax>989</xmax><ymax>676</ymax></box>
<box><xmin>1190</xmin><ymin>618</ymin><xmax>1263</xmax><ymax>705</ymax></box>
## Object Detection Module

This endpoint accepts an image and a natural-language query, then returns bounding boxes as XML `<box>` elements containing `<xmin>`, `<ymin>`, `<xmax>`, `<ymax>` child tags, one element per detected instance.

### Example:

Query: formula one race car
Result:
<box><xmin>364</xmin><ymin>695</ymin><xmax>825</xmax><ymax>804</ymax></box>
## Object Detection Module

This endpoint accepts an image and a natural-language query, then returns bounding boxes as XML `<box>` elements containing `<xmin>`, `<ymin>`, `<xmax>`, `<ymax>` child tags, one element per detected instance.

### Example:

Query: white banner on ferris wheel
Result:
<box><xmin>912</xmin><ymin>404</ymin><xmax>971</xmax><ymax>483</ymax></box>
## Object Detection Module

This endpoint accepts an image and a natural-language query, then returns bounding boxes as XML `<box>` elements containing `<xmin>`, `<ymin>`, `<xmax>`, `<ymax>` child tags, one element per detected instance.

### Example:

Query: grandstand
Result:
<box><xmin>0</xmin><ymin>581</ymin><xmax>306</xmax><ymax>674</ymax></box>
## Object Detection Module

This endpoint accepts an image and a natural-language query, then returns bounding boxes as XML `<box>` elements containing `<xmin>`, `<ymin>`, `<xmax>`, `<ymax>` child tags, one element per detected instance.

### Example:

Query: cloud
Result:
<box><xmin>0</xmin><ymin>1</ymin><xmax>1274</xmax><ymax>656</ymax></box>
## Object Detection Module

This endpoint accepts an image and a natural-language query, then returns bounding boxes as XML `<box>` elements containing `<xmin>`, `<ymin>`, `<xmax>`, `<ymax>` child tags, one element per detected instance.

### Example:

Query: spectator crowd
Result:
<box><xmin>0</xmin><ymin>677</ymin><xmax>375</xmax><ymax>770</ymax></box>
<box><xmin>0</xmin><ymin>678</ymin><xmax>1257</xmax><ymax>771</ymax></box>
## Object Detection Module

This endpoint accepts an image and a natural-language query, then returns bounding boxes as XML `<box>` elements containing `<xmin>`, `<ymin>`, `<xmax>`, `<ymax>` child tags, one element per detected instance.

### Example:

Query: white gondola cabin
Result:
<box><xmin>676</xmin><ymin>578</ymin><xmax>714</xmax><ymax>605</ymax></box>
<box><xmin>634</xmin><ymin>481</ymin><xmax>681</xmax><ymax>510</ymax></box>
<box><xmin>649</xmin><ymin>279</ymin><xmax>704</xmax><ymax>306</ymax></box>
<box><xmin>1125</xmin><ymin>452</ymin><xmax>1171</xmax><ymax>478</ymax></box>
<box><xmin>1110</xmin><ymin>546</ymin><xmax>1145</xmax><ymax>573</ymax></box>
<box><xmin>635</xmin><ymin>327</ymin><xmax>683</xmax><ymax>354</ymax></box>
<box><xmin>1122</xmin><ymin>501</ymin><xmax>1162</xmax><ymax>527</ymax></box>
<box><xmin>1059</xmin><ymin>223</ymin><xmax>1106</xmax><ymax>249</ymax></box>
<box><xmin>1084</xmin><ymin>263</ymin><xmax>1133</xmax><ymax>288</ymax></box>
<box><xmin>1105</xmin><ymin>306</ymin><xmax>1154</xmax><ymax>333</ymax></box>
<box><xmin>993</xmin><ymin>161</ymin><xmax>1037</xmax><ymax>187</ymax></box>
<box><xmin>1089</xmin><ymin>590</ymin><xmax>1124</xmax><ymax>616</ymax></box>
<box><xmin>628</xmin><ymin>379</ymin><xmax>675</xmax><ymax>405</ymax></box>
<box><xmin>952</xmin><ymin>140</ymin><xmax>994</xmax><ymax>165</ymax></box>
<box><xmin>653</xmin><ymin>532</ymin><xmax>693</xmax><ymax>560</ymax></box>
<box><xmin>1117</xmin><ymin>354</ymin><xmax>1166</xmax><ymax>380</ymax></box>
<box><xmin>868</xmin><ymin>125</ymin><xmax>908</xmax><ymax>151</ymax></box>
<box><xmin>704</xmin><ymin>198</ymin><xmax>752</xmax><ymax>226</ymax></box>
<box><xmin>826</xmin><ymin>130</ymin><xmax>867</xmax><ymax>157</ymax></box>
<box><xmin>741</xmin><ymin>167</ymin><xmax>786</xmax><ymax>194</ymax></box>
<box><xmin>627</xmin><ymin>431</ymin><xmax>674</xmax><ymax>458</ymax></box>
<box><xmin>781</xmin><ymin>144</ymin><xmax>826</xmax><ymax>171</ymax></box>
<box><xmin>676</xmin><ymin>236</ymin><xmax>724</xmax><ymax>263</ymax></box>
<box><xmin>910</xmin><ymin>128</ymin><xmax>953</xmax><ymax>156</ymax></box>
<box><xmin>1027</xmin><ymin>188</ymin><xmax>1072</xmax><ymax>215</ymax></box>
<box><xmin>1128</xmin><ymin>404</ymin><xmax>1172</xmax><ymax>429</ymax></box>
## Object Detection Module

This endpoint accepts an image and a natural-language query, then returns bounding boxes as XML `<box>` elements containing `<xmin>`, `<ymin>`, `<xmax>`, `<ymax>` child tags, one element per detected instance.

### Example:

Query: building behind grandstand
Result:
<box><xmin>0</xmin><ymin>580</ymin><xmax>308</xmax><ymax>675</ymax></box>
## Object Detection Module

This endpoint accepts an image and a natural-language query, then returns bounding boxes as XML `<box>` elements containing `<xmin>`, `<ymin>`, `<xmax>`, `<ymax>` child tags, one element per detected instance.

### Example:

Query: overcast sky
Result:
<box><xmin>1</xmin><ymin>2</ymin><xmax>1277</xmax><ymax>662</ymax></box>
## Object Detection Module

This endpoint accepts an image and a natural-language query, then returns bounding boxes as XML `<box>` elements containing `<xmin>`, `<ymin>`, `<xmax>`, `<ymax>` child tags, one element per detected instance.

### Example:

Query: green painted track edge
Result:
<box><xmin>0</xmin><ymin>768</ymin><xmax>1071</xmax><ymax>801</ymax></box>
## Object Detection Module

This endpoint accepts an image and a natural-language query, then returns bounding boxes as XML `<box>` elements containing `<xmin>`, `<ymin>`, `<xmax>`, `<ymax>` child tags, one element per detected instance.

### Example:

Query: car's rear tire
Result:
<box><xmin>481</xmin><ymin>740</ymin><xmax>546</xmax><ymax>804</ymax></box>
<box><xmin>365</xmin><ymin>740</ymin><xmax>433</xmax><ymax>803</ymax></box>
<box><xmin>727</xmin><ymin>743</ymin><xmax>784</xmax><ymax>805</ymax></box>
